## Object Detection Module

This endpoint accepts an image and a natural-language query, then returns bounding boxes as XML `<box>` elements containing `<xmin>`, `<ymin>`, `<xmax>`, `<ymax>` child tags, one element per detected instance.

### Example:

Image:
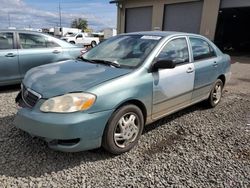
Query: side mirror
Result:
<box><xmin>152</xmin><ymin>59</ymin><xmax>176</xmax><ymax>71</ymax></box>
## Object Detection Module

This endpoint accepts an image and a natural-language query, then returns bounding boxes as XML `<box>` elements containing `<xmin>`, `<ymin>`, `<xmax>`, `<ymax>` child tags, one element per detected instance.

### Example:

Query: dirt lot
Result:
<box><xmin>0</xmin><ymin>57</ymin><xmax>249</xmax><ymax>188</ymax></box>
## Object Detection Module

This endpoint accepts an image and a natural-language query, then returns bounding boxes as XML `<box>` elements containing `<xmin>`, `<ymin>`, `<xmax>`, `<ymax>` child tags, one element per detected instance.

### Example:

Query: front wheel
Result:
<box><xmin>91</xmin><ymin>41</ymin><xmax>97</xmax><ymax>48</ymax></box>
<box><xmin>206</xmin><ymin>79</ymin><xmax>224</xmax><ymax>108</ymax></box>
<box><xmin>102</xmin><ymin>105</ymin><xmax>144</xmax><ymax>155</ymax></box>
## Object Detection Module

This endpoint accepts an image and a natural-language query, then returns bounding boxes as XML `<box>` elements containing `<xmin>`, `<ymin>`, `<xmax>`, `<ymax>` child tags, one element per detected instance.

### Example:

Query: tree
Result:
<box><xmin>71</xmin><ymin>18</ymin><xmax>88</xmax><ymax>31</ymax></box>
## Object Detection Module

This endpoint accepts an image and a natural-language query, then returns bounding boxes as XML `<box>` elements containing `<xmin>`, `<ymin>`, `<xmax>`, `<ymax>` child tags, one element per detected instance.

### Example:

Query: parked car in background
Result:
<box><xmin>15</xmin><ymin>31</ymin><xmax>231</xmax><ymax>154</ymax></box>
<box><xmin>54</xmin><ymin>27</ymin><xmax>81</xmax><ymax>38</ymax></box>
<box><xmin>61</xmin><ymin>32</ymin><xmax>100</xmax><ymax>47</ymax></box>
<box><xmin>0</xmin><ymin>30</ymin><xmax>83</xmax><ymax>86</ymax></box>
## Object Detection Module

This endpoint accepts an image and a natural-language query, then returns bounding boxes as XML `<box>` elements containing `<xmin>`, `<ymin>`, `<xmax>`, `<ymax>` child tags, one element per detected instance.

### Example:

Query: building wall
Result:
<box><xmin>116</xmin><ymin>0</ymin><xmax>221</xmax><ymax>40</ymax></box>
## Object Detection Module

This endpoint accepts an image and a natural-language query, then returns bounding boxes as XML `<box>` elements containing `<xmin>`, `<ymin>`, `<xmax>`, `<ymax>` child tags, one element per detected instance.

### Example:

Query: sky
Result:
<box><xmin>0</xmin><ymin>0</ymin><xmax>117</xmax><ymax>31</ymax></box>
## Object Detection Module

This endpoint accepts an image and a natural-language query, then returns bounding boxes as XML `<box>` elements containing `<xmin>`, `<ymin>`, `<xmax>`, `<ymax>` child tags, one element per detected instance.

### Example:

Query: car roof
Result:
<box><xmin>122</xmin><ymin>31</ymin><xmax>204</xmax><ymax>38</ymax></box>
<box><xmin>0</xmin><ymin>29</ymin><xmax>46</xmax><ymax>34</ymax></box>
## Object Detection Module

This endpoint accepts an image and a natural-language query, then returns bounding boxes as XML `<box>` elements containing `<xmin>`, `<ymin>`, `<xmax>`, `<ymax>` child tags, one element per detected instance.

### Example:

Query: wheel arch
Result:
<box><xmin>217</xmin><ymin>74</ymin><xmax>226</xmax><ymax>86</ymax></box>
<box><xmin>113</xmin><ymin>99</ymin><xmax>148</xmax><ymax>124</ymax></box>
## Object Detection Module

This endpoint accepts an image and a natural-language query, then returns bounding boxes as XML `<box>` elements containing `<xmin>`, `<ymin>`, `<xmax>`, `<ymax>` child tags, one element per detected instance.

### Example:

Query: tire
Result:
<box><xmin>206</xmin><ymin>79</ymin><xmax>224</xmax><ymax>108</ymax></box>
<box><xmin>91</xmin><ymin>41</ymin><xmax>97</xmax><ymax>48</ymax></box>
<box><xmin>102</xmin><ymin>104</ymin><xmax>144</xmax><ymax>155</ymax></box>
<box><xmin>69</xmin><ymin>41</ymin><xmax>75</xmax><ymax>44</ymax></box>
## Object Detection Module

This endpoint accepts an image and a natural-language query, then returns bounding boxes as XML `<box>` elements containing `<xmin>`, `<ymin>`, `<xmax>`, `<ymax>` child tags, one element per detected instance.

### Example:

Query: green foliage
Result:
<box><xmin>71</xmin><ymin>18</ymin><xmax>88</xmax><ymax>31</ymax></box>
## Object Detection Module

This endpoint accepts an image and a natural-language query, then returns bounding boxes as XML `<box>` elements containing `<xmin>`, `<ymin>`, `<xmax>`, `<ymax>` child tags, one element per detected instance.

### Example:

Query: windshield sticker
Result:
<box><xmin>141</xmin><ymin>36</ymin><xmax>162</xmax><ymax>40</ymax></box>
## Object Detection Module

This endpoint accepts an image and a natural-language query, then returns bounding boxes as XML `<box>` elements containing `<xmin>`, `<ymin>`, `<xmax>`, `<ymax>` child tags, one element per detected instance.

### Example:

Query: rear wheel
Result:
<box><xmin>206</xmin><ymin>79</ymin><xmax>224</xmax><ymax>108</ymax></box>
<box><xmin>102</xmin><ymin>105</ymin><xmax>144</xmax><ymax>155</ymax></box>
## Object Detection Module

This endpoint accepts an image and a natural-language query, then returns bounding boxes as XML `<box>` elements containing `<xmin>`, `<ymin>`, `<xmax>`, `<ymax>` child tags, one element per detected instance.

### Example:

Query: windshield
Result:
<box><xmin>83</xmin><ymin>35</ymin><xmax>162</xmax><ymax>68</ymax></box>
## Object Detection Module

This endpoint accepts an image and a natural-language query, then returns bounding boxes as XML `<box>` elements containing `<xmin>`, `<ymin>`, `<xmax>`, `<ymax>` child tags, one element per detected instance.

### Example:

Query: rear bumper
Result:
<box><xmin>14</xmin><ymin>107</ymin><xmax>113</xmax><ymax>152</ymax></box>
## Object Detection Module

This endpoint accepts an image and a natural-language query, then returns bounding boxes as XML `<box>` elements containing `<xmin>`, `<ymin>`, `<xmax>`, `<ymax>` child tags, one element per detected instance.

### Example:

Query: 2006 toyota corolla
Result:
<box><xmin>14</xmin><ymin>31</ymin><xmax>231</xmax><ymax>154</ymax></box>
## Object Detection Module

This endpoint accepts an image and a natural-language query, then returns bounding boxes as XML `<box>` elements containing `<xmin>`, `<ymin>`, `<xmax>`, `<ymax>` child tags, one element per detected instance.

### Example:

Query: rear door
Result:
<box><xmin>152</xmin><ymin>37</ymin><xmax>195</xmax><ymax>119</ymax></box>
<box><xmin>0</xmin><ymin>31</ymin><xmax>20</xmax><ymax>85</ymax></box>
<box><xmin>189</xmin><ymin>37</ymin><xmax>219</xmax><ymax>102</ymax></box>
<box><xmin>17</xmin><ymin>32</ymin><xmax>63</xmax><ymax>77</ymax></box>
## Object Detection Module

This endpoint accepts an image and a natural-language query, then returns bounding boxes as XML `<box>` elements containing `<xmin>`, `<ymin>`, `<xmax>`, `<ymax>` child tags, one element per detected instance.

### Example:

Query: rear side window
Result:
<box><xmin>190</xmin><ymin>37</ymin><xmax>216</xmax><ymax>61</ymax></box>
<box><xmin>158</xmin><ymin>38</ymin><xmax>189</xmax><ymax>64</ymax></box>
<box><xmin>19</xmin><ymin>33</ymin><xmax>60</xmax><ymax>49</ymax></box>
<box><xmin>46</xmin><ymin>38</ymin><xmax>60</xmax><ymax>48</ymax></box>
<box><xmin>0</xmin><ymin>32</ymin><xmax>14</xmax><ymax>50</ymax></box>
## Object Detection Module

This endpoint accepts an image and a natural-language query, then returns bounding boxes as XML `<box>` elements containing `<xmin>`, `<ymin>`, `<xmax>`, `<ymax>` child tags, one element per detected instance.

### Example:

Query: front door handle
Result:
<box><xmin>186</xmin><ymin>67</ymin><xmax>194</xmax><ymax>73</ymax></box>
<box><xmin>52</xmin><ymin>50</ymin><xmax>61</xmax><ymax>54</ymax></box>
<box><xmin>5</xmin><ymin>53</ymin><xmax>16</xmax><ymax>57</ymax></box>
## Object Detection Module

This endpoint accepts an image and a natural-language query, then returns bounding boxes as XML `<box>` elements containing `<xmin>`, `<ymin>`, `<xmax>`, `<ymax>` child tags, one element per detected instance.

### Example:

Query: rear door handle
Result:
<box><xmin>5</xmin><ymin>53</ymin><xmax>16</xmax><ymax>57</ymax></box>
<box><xmin>52</xmin><ymin>50</ymin><xmax>61</xmax><ymax>54</ymax></box>
<box><xmin>186</xmin><ymin>67</ymin><xmax>194</xmax><ymax>73</ymax></box>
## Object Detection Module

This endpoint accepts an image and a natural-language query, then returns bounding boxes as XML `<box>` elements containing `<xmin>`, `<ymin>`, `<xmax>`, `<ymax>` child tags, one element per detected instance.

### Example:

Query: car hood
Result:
<box><xmin>23</xmin><ymin>60</ymin><xmax>132</xmax><ymax>98</ymax></box>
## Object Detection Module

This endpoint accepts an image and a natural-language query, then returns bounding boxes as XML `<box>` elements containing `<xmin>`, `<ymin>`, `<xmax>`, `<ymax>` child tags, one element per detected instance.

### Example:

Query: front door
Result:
<box><xmin>152</xmin><ymin>37</ymin><xmax>195</xmax><ymax>120</ymax></box>
<box><xmin>17</xmin><ymin>32</ymin><xmax>62</xmax><ymax>78</ymax></box>
<box><xmin>75</xmin><ymin>34</ymin><xmax>84</xmax><ymax>44</ymax></box>
<box><xmin>0</xmin><ymin>32</ymin><xmax>20</xmax><ymax>85</ymax></box>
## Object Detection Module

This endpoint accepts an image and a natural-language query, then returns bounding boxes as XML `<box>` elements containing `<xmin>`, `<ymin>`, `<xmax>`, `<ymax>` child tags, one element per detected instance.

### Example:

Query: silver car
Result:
<box><xmin>0</xmin><ymin>30</ymin><xmax>83</xmax><ymax>86</ymax></box>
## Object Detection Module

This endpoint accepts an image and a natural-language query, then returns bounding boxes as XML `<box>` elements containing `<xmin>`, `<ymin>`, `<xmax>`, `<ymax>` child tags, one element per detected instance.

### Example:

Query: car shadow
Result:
<box><xmin>0</xmin><ymin>84</ymin><xmax>20</xmax><ymax>93</ymax></box>
<box><xmin>0</xmin><ymin>102</ymin><xmax>208</xmax><ymax>178</ymax></box>
<box><xmin>0</xmin><ymin>114</ymin><xmax>114</xmax><ymax>178</ymax></box>
<box><xmin>143</xmin><ymin>101</ymin><xmax>207</xmax><ymax>134</ymax></box>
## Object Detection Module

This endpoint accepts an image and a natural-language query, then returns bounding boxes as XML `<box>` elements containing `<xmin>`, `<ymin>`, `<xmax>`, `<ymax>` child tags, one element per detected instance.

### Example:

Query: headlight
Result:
<box><xmin>40</xmin><ymin>93</ymin><xmax>96</xmax><ymax>113</ymax></box>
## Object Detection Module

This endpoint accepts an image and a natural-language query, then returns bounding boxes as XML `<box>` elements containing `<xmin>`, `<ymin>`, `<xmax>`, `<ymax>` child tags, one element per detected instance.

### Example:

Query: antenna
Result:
<box><xmin>59</xmin><ymin>1</ymin><xmax>62</xmax><ymax>28</ymax></box>
<box><xmin>8</xmin><ymin>13</ymin><xmax>11</xmax><ymax>27</ymax></box>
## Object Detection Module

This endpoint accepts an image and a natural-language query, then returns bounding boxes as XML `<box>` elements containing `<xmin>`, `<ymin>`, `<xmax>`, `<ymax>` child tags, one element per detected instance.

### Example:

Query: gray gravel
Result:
<box><xmin>0</xmin><ymin>59</ymin><xmax>250</xmax><ymax>188</ymax></box>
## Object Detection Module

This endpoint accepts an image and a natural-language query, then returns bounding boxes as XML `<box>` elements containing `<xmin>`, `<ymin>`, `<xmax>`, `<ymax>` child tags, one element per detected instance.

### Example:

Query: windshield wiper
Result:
<box><xmin>91</xmin><ymin>59</ymin><xmax>121</xmax><ymax>68</ymax></box>
<box><xmin>81</xmin><ymin>57</ymin><xmax>96</xmax><ymax>64</ymax></box>
<box><xmin>80</xmin><ymin>58</ymin><xmax>121</xmax><ymax>68</ymax></box>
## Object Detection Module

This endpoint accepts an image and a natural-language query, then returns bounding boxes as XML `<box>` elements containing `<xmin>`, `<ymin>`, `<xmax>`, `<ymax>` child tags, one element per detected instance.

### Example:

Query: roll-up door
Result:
<box><xmin>125</xmin><ymin>6</ymin><xmax>153</xmax><ymax>33</ymax></box>
<box><xmin>163</xmin><ymin>1</ymin><xmax>203</xmax><ymax>34</ymax></box>
<box><xmin>221</xmin><ymin>0</ymin><xmax>250</xmax><ymax>8</ymax></box>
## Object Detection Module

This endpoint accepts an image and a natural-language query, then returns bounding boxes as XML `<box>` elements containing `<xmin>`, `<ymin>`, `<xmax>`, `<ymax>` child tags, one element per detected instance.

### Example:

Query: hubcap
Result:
<box><xmin>212</xmin><ymin>83</ymin><xmax>222</xmax><ymax>104</ymax></box>
<box><xmin>114</xmin><ymin>113</ymin><xmax>139</xmax><ymax>148</ymax></box>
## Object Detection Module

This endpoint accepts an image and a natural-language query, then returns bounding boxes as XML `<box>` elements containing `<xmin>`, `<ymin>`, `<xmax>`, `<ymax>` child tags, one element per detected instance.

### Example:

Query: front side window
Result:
<box><xmin>83</xmin><ymin>35</ymin><xmax>162</xmax><ymax>68</ymax></box>
<box><xmin>190</xmin><ymin>37</ymin><xmax>216</xmax><ymax>61</ymax></box>
<box><xmin>0</xmin><ymin>32</ymin><xmax>14</xmax><ymax>50</ymax></box>
<box><xmin>158</xmin><ymin>38</ymin><xmax>189</xmax><ymax>64</ymax></box>
<box><xmin>77</xmin><ymin>34</ymin><xmax>83</xmax><ymax>38</ymax></box>
<box><xmin>19</xmin><ymin>33</ymin><xmax>47</xmax><ymax>49</ymax></box>
<box><xmin>19</xmin><ymin>33</ymin><xmax>60</xmax><ymax>49</ymax></box>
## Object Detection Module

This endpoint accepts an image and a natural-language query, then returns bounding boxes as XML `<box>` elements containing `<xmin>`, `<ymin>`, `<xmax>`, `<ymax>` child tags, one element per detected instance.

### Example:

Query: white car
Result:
<box><xmin>61</xmin><ymin>33</ymin><xmax>99</xmax><ymax>47</ymax></box>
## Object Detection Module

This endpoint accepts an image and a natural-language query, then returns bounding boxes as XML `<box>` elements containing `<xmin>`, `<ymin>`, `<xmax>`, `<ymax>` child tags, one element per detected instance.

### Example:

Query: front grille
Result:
<box><xmin>21</xmin><ymin>85</ymin><xmax>41</xmax><ymax>108</ymax></box>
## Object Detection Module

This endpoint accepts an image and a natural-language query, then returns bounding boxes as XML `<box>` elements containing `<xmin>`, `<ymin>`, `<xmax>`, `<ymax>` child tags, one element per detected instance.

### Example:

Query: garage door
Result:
<box><xmin>125</xmin><ymin>6</ymin><xmax>152</xmax><ymax>33</ymax></box>
<box><xmin>163</xmin><ymin>1</ymin><xmax>203</xmax><ymax>34</ymax></box>
<box><xmin>221</xmin><ymin>0</ymin><xmax>250</xmax><ymax>8</ymax></box>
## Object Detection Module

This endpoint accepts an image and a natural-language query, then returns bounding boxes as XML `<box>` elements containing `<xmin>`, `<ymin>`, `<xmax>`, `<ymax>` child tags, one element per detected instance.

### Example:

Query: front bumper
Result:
<box><xmin>14</xmin><ymin>106</ymin><xmax>113</xmax><ymax>152</ymax></box>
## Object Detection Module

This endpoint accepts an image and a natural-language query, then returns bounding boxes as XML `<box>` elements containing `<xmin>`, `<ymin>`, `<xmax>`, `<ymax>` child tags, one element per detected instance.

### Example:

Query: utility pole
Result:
<box><xmin>8</xmin><ymin>13</ymin><xmax>11</xmax><ymax>27</ymax></box>
<box><xmin>59</xmin><ymin>1</ymin><xmax>62</xmax><ymax>28</ymax></box>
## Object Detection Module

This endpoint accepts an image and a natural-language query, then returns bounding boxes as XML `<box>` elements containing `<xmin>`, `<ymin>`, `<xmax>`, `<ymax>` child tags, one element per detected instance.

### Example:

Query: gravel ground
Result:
<box><xmin>0</xmin><ymin>58</ymin><xmax>249</xmax><ymax>188</ymax></box>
